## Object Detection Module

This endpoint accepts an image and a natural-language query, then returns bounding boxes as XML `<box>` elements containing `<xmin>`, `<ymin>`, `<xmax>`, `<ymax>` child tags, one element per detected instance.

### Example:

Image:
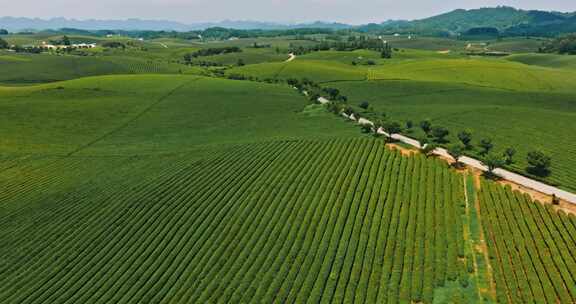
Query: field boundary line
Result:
<box><xmin>462</xmin><ymin>174</ymin><xmax>483</xmax><ymax>301</ymax></box>
<box><xmin>66</xmin><ymin>77</ymin><xmax>201</xmax><ymax>156</ymax></box>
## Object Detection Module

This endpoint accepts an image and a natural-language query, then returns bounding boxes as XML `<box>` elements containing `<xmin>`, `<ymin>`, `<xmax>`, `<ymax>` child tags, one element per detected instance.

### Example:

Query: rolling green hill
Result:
<box><xmin>0</xmin><ymin>75</ymin><xmax>356</xmax><ymax>156</ymax></box>
<box><xmin>373</xmin><ymin>6</ymin><xmax>576</xmax><ymax>36</ymax></box>
<box><xmin>506</xmin><ymin>53</ymin><xmax>576</xmax><ymax>69</ymax></box>
<box><xmin>0</xmin><ymin>53</ymin><xmax>196</xmax><ymax>84</ymax></box>
<box><xmin>411</xmin><ymin>6</ymin><xmax>529</xmax><ymax>32</ymax></box>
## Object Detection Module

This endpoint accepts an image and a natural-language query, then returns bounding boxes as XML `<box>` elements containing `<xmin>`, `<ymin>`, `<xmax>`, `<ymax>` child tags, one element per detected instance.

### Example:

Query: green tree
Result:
<box><xmin>405</xmin><ymin>120</ymin><xmax>413</xmax><ymax>130</ymax></box>
<box><xmin>503</xmin><ymin>147</ymin><xmax>516</xmax><ymax>164</ymax></box>
<box><xmin>372</xmin><ymin>120</ymin><xmax>384</xmax><ymax>138</ymax></box>
<box><xmin>483</xmin><ymin>153</ymin><xmax>505</xmax><ymax>178</ymax></box>
<box><xmin>360</xmin><ymin>123</ymin><xmax>373</xmax><ymax>134</ymax></box>
<box><xmin>381</xmin><ymin>41</ymin><xmax>392</xmax><ymax>58</ymax></box>
<box><xmin>237</xmin><ymin>58</ymin><xmax>245</xmax><ymax>66</ymax></box>
<box><xmin>432</xmin><ymin>126</ymin><xmax>450</xmax><ymax>143</ymax></box>
<box><xmin>447</xmin><ymin>144</ymin><xmax>465</xmax><ymax>168</ymax></box>
<box><xmin>183</xmin><ymin>53</ymin><xmax>192</xmax><ymax>65</ymax></box>
<box><xmin>327</xmin><ymin>102</ymin><xmax>342</xmax><ymax>115</ymax></box>
<box><xmin>526</xmin><ymin>150</ymin><xmax>551</xmax><ymax>176</ymax></box>
<box><xmin>0</xmin><ymin>29</ymin><xmax>8</xmax><ymax>35</ymax></box>
<box><xmin>323</xmin><ymin>87</ymin><xmax>340</xmax><ymax>100</ymax></box>
<box><xmin>421</xmin><ymin>143</ymin><xmax>438</xmax><ymax>157</ymax></box>
<box><xmin>0</xmin><ymin>37</ymin><xmax>8</xmax><ymax>49</ymax></box>
<box><xmin>382</xmin><ymin>121</ymin><xmax>402</xmax><ymax>141</ymax></box>
<box><xmin>420</xmin><ymin>120</ymin><xmax>432</xmax><ymax>136</ymax></box>
<box><xmin>479</xmin><ymin>138</ymin><xmax>493</xmax><ymax>155</ymax></box>
<box><xmin>287</xmin><ymin>78</ymin><xmax>299</xmax><ymax>87</ymax></box>
<box><xmin>359</xmin><ymin>101</ymin><xmax>370</xmax><ymax>110</ymax></box>
<box><xmin>62</xmin><ymin>35</ymin><xmax>71</xmax><ymax>46</ymax></box>
<box><xmin>457</xmin><ymin>130</ymin><xmax>473</xmax><ymax>149</ymax></box>
<box><xmin>309</xmin><ymin>93</ymin><xmax>320</xmax><ymax>103</ymax></box>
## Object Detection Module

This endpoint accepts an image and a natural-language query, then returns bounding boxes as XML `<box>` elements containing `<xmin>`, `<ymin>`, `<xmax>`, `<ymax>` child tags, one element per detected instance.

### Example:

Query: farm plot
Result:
<box><xmin>0</xmin><ymin>139</ymin><xmax>472</xmax><ymax>303</ymax></box>
<box><xmin>478</xmin><ymin>181</ymin><xmax>576</xmax><ymax>303</ymax></box>
<box><xmin>330</xmin><ymin>77</ymin><xmax>576</xmax><ymax>192</ymax></box>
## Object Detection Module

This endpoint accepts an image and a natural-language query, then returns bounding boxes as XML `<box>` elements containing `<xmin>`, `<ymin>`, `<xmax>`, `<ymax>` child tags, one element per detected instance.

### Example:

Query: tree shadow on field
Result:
<box><xmin>526</xmin><ymin>166</ymin><xmax>551</xmax><ymax>178</ymax></box>
<box><xmin>482</xmin><ymin>171</ymin><xmax>503</xmax><ymax>181</ymax></box>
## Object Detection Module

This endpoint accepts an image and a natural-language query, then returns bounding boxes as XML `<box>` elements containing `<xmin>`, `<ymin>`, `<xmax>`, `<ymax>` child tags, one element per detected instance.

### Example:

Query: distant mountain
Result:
<box><xmin>0</xmin><ymin>17</ymin><xmax>352</xmax><ymax>32</ymax></box>
<box><xmin>372</xmin><ymin>6</ymin><xmax>576</xmax><ymax>36</ymax></box>
<box><xmin>2</xmin><ymin>6</ymin><xmax>576</xmax><ymax>35</ymax></box>
<box><xmin>410</xmin><ymin>6</ymin><xmax>529</xmax><ymax>32</ymax></box>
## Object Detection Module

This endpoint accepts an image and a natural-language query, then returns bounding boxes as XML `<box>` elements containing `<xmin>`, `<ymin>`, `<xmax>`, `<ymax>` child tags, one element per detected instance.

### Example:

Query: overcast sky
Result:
<box><xmin>1</xmin><ymin>0</ymin><xmax>575</xmax><ymax>24</ymax></box>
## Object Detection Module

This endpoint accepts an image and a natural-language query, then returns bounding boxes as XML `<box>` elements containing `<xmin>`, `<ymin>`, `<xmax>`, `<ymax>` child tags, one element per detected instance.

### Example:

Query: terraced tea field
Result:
<box><xmin>479</xmin><ymin>182</ymin><xmax>576</xmax><ymax>303</ymax></box>
<box><xmin>0</xmin><ymin>139</ymin><xmax>471</xmax><ymax>303</ymax></box>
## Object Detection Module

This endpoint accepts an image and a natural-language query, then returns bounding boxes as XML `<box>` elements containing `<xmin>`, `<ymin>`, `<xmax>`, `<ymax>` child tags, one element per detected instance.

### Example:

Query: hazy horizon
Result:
<box><xmin>2</xmin><ymin>1</ymin><xmax>576</xmax><ymax>25</ymax></box>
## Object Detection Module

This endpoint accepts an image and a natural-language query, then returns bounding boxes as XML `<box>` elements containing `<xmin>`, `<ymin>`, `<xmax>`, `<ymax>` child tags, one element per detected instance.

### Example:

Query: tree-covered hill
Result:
<box><xmin>362</xmin><ymin>6</ymin><xmax>576</xmax><ymax>37</ymax></box>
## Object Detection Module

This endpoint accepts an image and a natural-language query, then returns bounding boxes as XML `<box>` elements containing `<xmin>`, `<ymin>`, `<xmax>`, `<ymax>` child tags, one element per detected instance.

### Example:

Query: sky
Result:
<box><xmin>1</xmin><ymin>0</ymin><xmax>575</xmax><ymax>24</ymax></box>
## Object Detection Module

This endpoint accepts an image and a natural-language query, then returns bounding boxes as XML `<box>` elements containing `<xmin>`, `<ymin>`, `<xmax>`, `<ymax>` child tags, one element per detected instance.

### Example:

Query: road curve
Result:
<box><xmin>330</xmin><ymin>99</ymin><xmax>576</xmax><ymax>204</ymax></box>
<box><xmin>285</xmin><ymin>53</ymin><xmax>296</xmax><ymax>62</ymax></box>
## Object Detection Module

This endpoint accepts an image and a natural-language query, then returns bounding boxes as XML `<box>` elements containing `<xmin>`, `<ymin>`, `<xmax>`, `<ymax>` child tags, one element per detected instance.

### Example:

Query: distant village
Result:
<box><xmin>37</xmin><ymin>41</ymin><xmax>97</xmax><ymax>50</ymax></box>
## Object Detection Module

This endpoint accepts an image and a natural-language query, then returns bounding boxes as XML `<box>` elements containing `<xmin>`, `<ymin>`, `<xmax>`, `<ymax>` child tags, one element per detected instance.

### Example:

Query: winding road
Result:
<box><xmin>323</xmin><ymin>97</ymin><xmax>576</xmax><ymax>204</ymax></box>
<box><xmin>285</xmin><ymin>53</ymin><xmax>296</xmax><ymax>62</ymax></box>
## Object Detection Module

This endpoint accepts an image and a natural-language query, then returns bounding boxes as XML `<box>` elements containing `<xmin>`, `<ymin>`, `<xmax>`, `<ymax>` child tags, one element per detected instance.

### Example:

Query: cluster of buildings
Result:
<box><xmin>39</xmin><ymin>41</ymin><xmax>97</xmax><ymax>50</ymax></box>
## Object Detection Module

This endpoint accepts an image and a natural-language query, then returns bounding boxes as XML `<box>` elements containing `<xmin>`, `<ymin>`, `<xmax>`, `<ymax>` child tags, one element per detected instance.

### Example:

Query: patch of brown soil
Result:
<box><xmin>498</xmin><ymin>179</ymin><xmax>576</xmax><ymax>216</ymax></box>
<box><xmin>386</xmin><ymin>143</ymin><xmax>416</xmax><ymax>156</ymax></box>
<box><xmin>471</xmin><ymin>175</ymin><xmax>498</xmax><ymax>301</ymax></box>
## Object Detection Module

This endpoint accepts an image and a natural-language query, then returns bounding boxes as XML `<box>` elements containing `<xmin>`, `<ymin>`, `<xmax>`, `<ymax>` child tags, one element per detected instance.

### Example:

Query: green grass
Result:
<box><xmin>191</xmin><ymin>47</ymin><xmax>288</xmax><ymax>65</ymax></box>
<box><xmin>380</xmin><ymin>35</ymin><xmax>466</xmax><ymax>51</ymax></box>
<box><xmin>229</xmin><ymin>59</ymin><xmax>367</xmax><ymax>82</ymax></box>
<box><xmin>0</xmin><ymin>52</ymin><xmax>200</xmax><ymax>84</ymax></box>
<box><xmin>506</xmin><ymin>53</ymin><xmax>576</xmax><ymax>70</ymax></box>
<box><xmin>487</xmin><ymin>38</ymin><xmax>545</xmax><ymax>53</ymax></box>
<box><xmin>369</xmin><ymin>58</ymin><xmax>576</xmax><ymax>92</ymax></box>
<box><xmin>0</xmin><ymin>74</ymin><xmax>357</xmax><ymax>156</ymax></box>
<box><xmin>0</xmin><ymin>53</ymin><xmax>128</xmax><ymax>84</ymax></box>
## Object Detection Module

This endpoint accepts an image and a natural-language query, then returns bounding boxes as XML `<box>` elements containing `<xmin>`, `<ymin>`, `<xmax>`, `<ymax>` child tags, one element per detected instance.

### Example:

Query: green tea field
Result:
<box><xmin>1</xmin><ymin>24</ymin><xmax>575</xmax><ymax>304</ymax></box>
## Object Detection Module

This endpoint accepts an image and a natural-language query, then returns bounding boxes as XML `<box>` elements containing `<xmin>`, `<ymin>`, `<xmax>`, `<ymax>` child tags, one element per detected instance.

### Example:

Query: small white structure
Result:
<box><xmin>73</xmin><ymin>43</ymin><xmax>96</xmax><ymax>48</ymax></box>
<box><xmin>39</xmin><ymin>41</ymin><xmax>96</xmax><ymax>50</ymax></box>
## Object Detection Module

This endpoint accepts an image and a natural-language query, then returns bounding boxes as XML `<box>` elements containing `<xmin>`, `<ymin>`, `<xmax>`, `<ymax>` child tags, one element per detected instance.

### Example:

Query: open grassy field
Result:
<box><xmin>0</xmin><ymin>75</ymin><xmax>357</xmax><ymax>156</ymax></box>
<box><xmin>506</xmin><ymin>53</ymin><xmax>576</xmax><ymax>70</ymax></box>
<box><xmin>0</xmin><ymin>52</ymin><xmax>198</xmax><ymax>84</ymax></box>
<box><xmin>190</xmin><ymin>47</ymin><xmax>288</xmax><ymax>65</ymax></box>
